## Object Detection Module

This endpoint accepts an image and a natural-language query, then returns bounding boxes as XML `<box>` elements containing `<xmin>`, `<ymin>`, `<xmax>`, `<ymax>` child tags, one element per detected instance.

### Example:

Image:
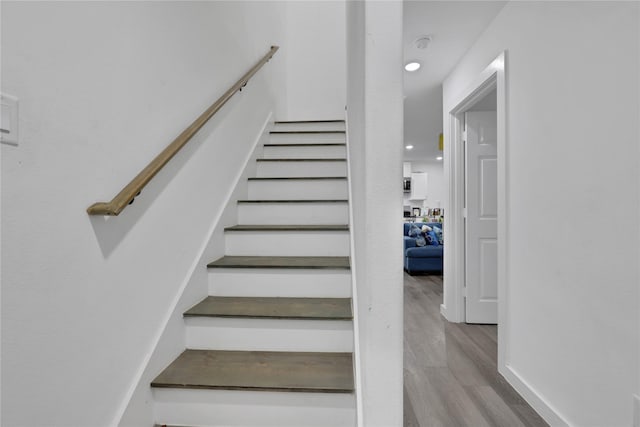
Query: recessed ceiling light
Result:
<box><xmin>436</xmin><ymin>156</ymin><xmax>443</xmax><ymax>160</ymax></box>
<box><xmin>404</xmin><ymin>62</ymin><xmax>421</xmax><ymax>72</ymax></box>
<box><xmin>405</xmin><ymin>145</ymin><xmax>414</xmax><ymax>150</ymax></box>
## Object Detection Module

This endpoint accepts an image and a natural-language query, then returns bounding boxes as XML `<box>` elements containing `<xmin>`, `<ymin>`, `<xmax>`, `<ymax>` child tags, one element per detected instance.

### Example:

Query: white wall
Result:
<box><xmin>1</xmin><ymin>2</ymin><xmax>287</xmax><ymax>426</ymax></box>
<box><xmin>443</xmin><ymin>2</ymin><xmax>639</xmax><ymax>426</ymax></box>
<box><xmin>346</xmin><ymin>1</ymin><xmax>404</xmax><ymax>425</ymax></box>
<box><xmin>285</xmin><ymin>1</ymin><xmax>346</xmax><ymax>121</ymax></box>
<box><xmin>403</xmin><ymin>161</ymin><xmax>444</xmax><ymax>211</ymax></box>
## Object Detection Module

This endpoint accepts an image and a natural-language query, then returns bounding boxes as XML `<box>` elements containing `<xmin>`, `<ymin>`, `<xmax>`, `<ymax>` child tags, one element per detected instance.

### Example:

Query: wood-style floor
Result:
<box><xmin>403</xmin><ymin>273</ymin><xmax>548</xmax><ymax>427</ymax></box>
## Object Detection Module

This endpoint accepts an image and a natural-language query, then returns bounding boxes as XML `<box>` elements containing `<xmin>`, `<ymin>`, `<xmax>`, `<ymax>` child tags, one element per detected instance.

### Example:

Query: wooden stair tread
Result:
<box><xmin>151</xmin><ymin>350</ymin><xmax>354</xmax><ymax>393</ymax></box>
<box><xmin>184</xmin><ymin>296</ymin><xmax>352</xmax><ymax>320</ymax></box>
<box><xmin>237</xmin><ymin>199</ymin><xmax>348</xmax><ymax>204</ymax></box>
<box><xmin>270</xmin><ymin>130</ymin><xmax>346</xmax><ymax>134</ymax></box>
<box><xmin>264</xmin><ymin>143</ymin><xmax>346</xmax><ymax>147</ymax></box>
<box><xmin>256</xmin><ymin>158</ymin><xmax>346</xmax><ymax>162</ymax></box>
<box><xmin>248</xmin><ymin>176</ymin><xmax>347</xmax><ymax>180</ymax></box>
<box><xmin>274</xmin><ymin>120</ymin><xmax>345</xmax><ymax>124</ymax></box>
<box><xmin>207</xmin><ymin>256</ymin><xmax>350</xmax><ymax>269</ymax></box>
<box><xmin>225</xmin><ymin>224</ymin><xmax>349</xmax><ymax>231</ymax></box>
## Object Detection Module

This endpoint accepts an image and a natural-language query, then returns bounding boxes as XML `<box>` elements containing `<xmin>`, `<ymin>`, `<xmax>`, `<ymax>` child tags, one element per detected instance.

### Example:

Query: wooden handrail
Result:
<box><xmin>87</xmin><ymin>45</ymin><xmax>280</xmax><ymax>216</ymax></box>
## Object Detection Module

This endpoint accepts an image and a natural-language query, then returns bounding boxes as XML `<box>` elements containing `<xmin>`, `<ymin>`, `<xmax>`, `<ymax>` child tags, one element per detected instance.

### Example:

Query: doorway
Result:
<box><xmin>443</xmin><ymin>52</ymin><xmax>508</xmax><ymax>366</ymax></box>
<box><xmin>463</xmin><ymin>92</ymin><xmax>498</xmax><ymax>324</ymax></box>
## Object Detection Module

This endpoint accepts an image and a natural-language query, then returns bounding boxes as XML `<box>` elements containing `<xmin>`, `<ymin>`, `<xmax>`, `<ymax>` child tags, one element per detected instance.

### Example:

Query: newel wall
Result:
<box><xmin>442</xmin><ymin>2</ymin><xmax>639</xmax><ymax>425</ymax></box>
<box><xmin>346</xmin><ymin>1</ymin><xmax>404</xmax><ymax>425</ymax></box>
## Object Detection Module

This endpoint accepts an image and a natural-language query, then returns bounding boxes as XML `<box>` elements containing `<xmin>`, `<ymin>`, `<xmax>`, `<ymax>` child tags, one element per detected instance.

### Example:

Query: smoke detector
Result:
<box><xmin>414</xmin><ymin>36</ymin><xmax>432</xmax><ymax>50</ymax></box>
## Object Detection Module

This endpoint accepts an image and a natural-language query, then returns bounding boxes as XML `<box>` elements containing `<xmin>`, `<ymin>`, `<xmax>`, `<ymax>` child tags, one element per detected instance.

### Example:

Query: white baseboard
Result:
<box><xmin>500</xmin><ymin>364</ymin><xmax>570</xmax><ymax>427</ymax></box>
<box><xmin>440</xmin><ymin>303</ymin><xmax>449</xmax><ymax>320</ymax></box>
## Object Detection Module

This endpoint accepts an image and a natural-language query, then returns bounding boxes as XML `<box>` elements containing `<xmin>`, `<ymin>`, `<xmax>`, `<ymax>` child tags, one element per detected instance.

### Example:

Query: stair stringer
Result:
<box><xmin>345</xmin><ymin>118</ymin><xmax>364</xmax><ymax>427</ymax></box>
<box><xmin>117</xmin><ymin>113</ymin><xmax>273</xmax><ymax>427</ymax></box>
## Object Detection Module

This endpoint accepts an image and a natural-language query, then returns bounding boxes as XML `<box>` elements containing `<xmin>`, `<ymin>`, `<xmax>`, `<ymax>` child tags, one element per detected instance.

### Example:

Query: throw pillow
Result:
<box><xmin>432</xmin><ymin>226</ymin><xmax>443</xmax><ymax>245</ymax></box>
<box><xmin>425</xmin><ymin>230</ymin><xmax>439</xmax><ymax>246</ymax></box>
<box><xmin>409</xmin><ymin>224</ymin><xmax>426</xmax><ymax>247</ymax></box>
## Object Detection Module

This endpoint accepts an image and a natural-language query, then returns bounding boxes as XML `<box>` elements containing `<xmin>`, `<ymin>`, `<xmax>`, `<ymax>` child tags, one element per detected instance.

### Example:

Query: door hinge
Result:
<box><xmin>462</xmin><ymin>287</ymin><xmax>467</xmax><ymax>298</ymax></box>
<box><xmin>462</xmin><ymin>207</ymin><xmax>467</xmax><ymax>218</ymax></box>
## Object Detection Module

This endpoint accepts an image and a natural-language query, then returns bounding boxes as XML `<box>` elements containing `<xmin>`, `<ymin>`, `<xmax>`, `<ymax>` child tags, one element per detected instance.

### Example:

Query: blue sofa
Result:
<box><xmin>403</xmin><ymin>222</ymin><xmax>443</xmax><ymax>274</ymax></box>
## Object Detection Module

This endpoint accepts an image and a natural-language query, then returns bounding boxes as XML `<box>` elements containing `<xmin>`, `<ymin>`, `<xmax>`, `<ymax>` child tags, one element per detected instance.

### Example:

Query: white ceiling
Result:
<box><xmin>403</xmin><ymin>1</ymin><xmax>507</xmax><ymax>161</ymax></box>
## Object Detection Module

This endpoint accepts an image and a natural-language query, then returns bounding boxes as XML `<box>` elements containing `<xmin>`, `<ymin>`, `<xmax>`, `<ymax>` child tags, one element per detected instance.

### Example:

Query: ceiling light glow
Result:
<box><xmin>404</xmin><ymin>62</ymin><xmax>421</xmax><ymax>72</ymax></box>
<box><xmin>405</xmin><ymin>145</ymin><xmax>414</xmax><ymax>150</ymax></box>
<box><xmin>436</xmin><ymin>156</ymin><xmax>443</xmax><ymax>160</ymax></box>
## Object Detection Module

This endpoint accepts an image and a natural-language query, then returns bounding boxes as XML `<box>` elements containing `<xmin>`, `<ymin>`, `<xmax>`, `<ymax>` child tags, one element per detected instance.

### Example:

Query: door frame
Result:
<box><xmin>442</xmin><ymin>51</ymin><xmax>508</xmax><ymax>368</ymax></box>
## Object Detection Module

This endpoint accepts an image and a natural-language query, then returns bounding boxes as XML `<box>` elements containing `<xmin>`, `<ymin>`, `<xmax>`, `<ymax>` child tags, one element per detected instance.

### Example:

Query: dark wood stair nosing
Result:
<box><xmin>183</xmin><ymin>296</ymin><xmax>353</xmax><ymax>321</ymax></box>
<box><xmin>274</xmin><ymin>120</ymin><xmax>345</xmax><ymax>124</ymax></box>
<box><xmin>149</xmin><ymin>382</ymin><xmax>354</xmax><ymax>393</ymax></box>
<box><xmin>237</xmin><ymin>199</ymin><xmax>348</xmax><ymax>204</ymax></box>
<box><xmin>224</xmin><ymin>224</ymin><xmax>349</xmax><ymax>232</ymax></box>
<box><xmin>150</xmin><ymin>349</ymin><xmax>355</xmax><ymax>394</ymax></box>
<box><xmin>256</xmin><ymin>158</ymin><xmax>346</xmax><ymax>162</ymax></box>
<box><xmin>264</xmin><ymin>143</ymin><xmax>346</xmax><ymax>147</ymax></box>
<box><xmin>207</xmin><ymin>256</ymin><xmax>350</xmax><ymax>270</ymax></box>
<box><xmin>248</xmin><ymin>176</ymin><xmax>347</xmax><ymax>181</ymax></box>
<box><xmin>185</xmin><ymin>313</ymin><xmax>353</xmax><ymax>320</ymax></box>
<box><xmin>270</xmin><ymin>130</ymin><xmax>346</xmax><ymax>134</ymax></box>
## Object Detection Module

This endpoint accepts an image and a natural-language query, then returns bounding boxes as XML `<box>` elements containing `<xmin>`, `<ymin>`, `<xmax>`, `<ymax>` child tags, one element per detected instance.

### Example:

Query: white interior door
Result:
<box><xmin>465</xmin><ymin>111</ymin><xmax>498</xmax><ymax>324</ymax></box>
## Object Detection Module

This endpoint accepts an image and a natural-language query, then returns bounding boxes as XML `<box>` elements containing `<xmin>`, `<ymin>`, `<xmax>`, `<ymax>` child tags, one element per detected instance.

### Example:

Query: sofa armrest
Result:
<box><xmin>404</xmin><ymin>236</ymin><xmax>417</xmax><ymax>250</ymax></box>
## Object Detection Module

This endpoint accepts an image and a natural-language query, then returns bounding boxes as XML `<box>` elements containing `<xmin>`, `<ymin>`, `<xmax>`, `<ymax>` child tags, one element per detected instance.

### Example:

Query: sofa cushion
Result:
<box><xmin>406</xmin><ymin>246</ymin><xmax>443</xmax><ymax>258</ymax></box>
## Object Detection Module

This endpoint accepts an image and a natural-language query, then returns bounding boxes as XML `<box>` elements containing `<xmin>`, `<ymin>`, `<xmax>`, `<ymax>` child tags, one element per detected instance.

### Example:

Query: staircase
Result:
<box><xmin>151</xmin><ymin>120</ymin><xmax>356</xmax><ymax>426</ymax></box>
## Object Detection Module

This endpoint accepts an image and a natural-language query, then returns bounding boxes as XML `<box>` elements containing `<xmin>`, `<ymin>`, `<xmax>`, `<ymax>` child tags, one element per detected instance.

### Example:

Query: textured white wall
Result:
<box><xmin>1</xmin><ymin>2</ymin><xmax>286</xmax><ymax>426</ymax></box>
<box><xmin>443</xmin><ymin>2</ymin><xmax>639</xmax><ymax>425</ymax></box>
<box><xmin>346</xmin><ymin>1</ymin><xmax>404</xmax><ymax>425</ymax></box>
<box><xmin>285</xmin><ymin>0</ymin><xmax>346</xmax><ymax>120</ymax></box>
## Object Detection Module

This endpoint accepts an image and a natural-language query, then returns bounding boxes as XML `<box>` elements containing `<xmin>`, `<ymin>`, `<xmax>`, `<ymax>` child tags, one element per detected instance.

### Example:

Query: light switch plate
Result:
<box><xmin>1</xmin><ymin>93</ymin><xmax>19</xmax><ymax>146</ymax></box>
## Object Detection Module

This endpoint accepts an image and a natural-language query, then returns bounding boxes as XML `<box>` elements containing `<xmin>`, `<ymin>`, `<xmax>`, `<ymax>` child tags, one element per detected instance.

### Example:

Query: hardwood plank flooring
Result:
<box><xmin>404</xmin><ymin>273</ymin><xmax>548</xmax><ymax>427</ymax></box>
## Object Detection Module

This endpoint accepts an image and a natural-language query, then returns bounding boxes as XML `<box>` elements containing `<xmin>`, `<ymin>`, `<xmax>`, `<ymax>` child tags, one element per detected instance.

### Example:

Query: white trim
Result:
<box><xmin>111</xmin><ymin>112</ymin><xmax>273</xmax><ymax>427</ymax></box>
<box><xmin>501</xmin><ymin>364</ymin><xmax>571</xmax><ymax>427</ymax></box>
<box><xmin>444</xmin><ymin>53</ymin><xmax>505</xmax><ymax>325</ymax></box>
<box><xmin>344</xmin><ymin>116</ymin><xmax>364</xmax><ymax>427</ymax></box>
<box><xmin>444</xmin><ymin>52</ymin><xmax>508</xmax><ymax>362</ymax></box>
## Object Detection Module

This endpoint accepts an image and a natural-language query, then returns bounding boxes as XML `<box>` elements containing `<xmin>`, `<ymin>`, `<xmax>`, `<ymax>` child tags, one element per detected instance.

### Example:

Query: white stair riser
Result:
<box><xmin>225</xmin><ymin>231</ymin><xmax>350</xmax><ymax>256</ymax></box>
<box><xmin>269</xmin><ymin>132</ymin><xmax>346</xmax><ymax>144</ymax></box>
<box><xmin>256</xmin><ymin>161</ymin><xmax>347</xmax><ymax>177</ymax></box>
<box><xmin>208</xmin><ymin>269</ymin><xmax>351</xmax><ymax>298</ymax></box>
<box><xmin>263</xmin><ymin>145</ymin><xmax>346</xmax><ymax>159</ymax></box>
<box><xmin>185</xmin><ymin>318</ymin><xmax>353</xmax><ymax>352</ymax></box>
<box><xmin>238</xmin><ymin>203</ymin><xmax>348</xmax><ymax>225</ymax></box>
<box><xmin>153</xmin><ymin>389</ymin><xmax>356</xmax><ymax>427</ymax></box>
<box><xmin>248</xmin><ymin>180</ymin><xmax>348</xmax><ymax>200</ymax></box>
<box><xmin>273</xmin><ymin>122</ymin><xmax>346</xmax><ymax>132</ymax></box>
